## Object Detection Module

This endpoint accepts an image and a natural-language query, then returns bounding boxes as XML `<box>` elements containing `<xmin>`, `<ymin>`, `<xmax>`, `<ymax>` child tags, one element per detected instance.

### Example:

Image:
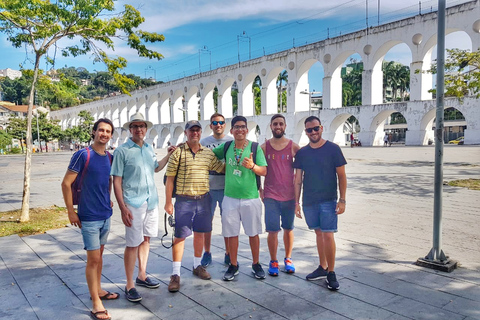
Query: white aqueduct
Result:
<box><xmin>51</xmin><ymin>1</ymin><xmax>480</xmax><ymax>147</ymax></box>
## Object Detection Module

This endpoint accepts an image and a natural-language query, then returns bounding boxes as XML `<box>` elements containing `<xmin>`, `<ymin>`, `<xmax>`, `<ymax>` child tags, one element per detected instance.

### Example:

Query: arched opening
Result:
<box><xmin>383</xmin><ymin>43</ymin><xmax>412</xmax><ymax>103</ymax></box>
<box><xmin>277</xmin><ymin>70</ymin><xmax>288</xmax><ymax>113</ymax></box>
<box><xmin>342</xmin><ymin>54</ymin><xmax>363</xmax><ymax>107</ymax></box>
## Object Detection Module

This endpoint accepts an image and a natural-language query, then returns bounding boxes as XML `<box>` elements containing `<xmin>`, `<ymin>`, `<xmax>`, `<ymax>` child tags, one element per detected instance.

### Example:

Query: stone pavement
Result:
<box><xmin>0</xmin><ymin>145</ymin><xmax>479</xmax><ymax>320</ymax></box>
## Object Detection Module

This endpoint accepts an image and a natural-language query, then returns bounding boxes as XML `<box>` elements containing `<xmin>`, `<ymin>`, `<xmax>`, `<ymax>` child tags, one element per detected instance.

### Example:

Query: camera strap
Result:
<box><xmin>161</xmin><ymin>213</ymin><xmax>174</xmax><ymax>249</ymax></box>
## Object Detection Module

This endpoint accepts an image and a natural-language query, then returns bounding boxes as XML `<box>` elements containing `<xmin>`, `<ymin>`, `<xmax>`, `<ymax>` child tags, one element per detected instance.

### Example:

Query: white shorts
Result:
<box><xmin>221</xmin><ymin>196</ymin><xmax>263</xmax><ymax>237</ymax></box>
<box><xmin>125</xmin><ymin>202</ymin><xmax>159</xmax><ymax>247</ymax></box>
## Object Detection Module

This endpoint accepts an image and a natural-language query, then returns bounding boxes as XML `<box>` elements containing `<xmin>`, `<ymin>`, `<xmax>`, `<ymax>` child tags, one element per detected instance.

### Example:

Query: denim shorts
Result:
<box><xmin>302</xmin><ymin>200</ymin><xmax>338</xmax><ymax>232</ymax></box>
<box><xmin>264</xmin><ymin>198</ymin><xmax>295</xmax><ymax>232</ymax></box>
<box><xmin>210</xmin><ymin>189</ymin><xmax>225</xmax><ymax>217</ymax></box>
<box><xmin>81</xmin><ymin>218</ymin><xmax>111</xmax><ymax>251</ymax></box>
<box><xmin>174</xmin><ymin>194</ymin><xmax>212</xmax><ymax>239</ymax></box>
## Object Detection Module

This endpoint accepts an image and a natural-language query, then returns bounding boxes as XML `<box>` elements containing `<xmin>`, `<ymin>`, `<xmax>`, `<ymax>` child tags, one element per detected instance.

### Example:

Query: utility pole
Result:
<box><xmin>416</xmin><ymin>0</ymin><xmax>457</xmax><ymax>273</ymax></box>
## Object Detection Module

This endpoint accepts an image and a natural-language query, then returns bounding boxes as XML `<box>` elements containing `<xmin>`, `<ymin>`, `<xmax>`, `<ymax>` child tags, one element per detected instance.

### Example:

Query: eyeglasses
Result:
<box><xmin>233</xmin><ymin>125</ymin><xmax>247</xmax><ymax>130</ymax></box>
<box><xmin>305</xmin><ymin>126</ymin><xmax>322</xmax><ymax>134</ymax></box>
<box><xmin>130</xmin><ymin>124</ymin><xmax>146</xmax><ymax>129</ymax></box>
<box><xmin>211</xmin><ymin>121</ymin><xmax>225</xmax><ymax>126</ymax></box>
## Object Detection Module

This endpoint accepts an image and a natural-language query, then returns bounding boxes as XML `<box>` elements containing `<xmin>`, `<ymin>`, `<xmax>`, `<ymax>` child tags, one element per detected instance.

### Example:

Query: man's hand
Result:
<box><xmin>295</xmin><ymin>203</ymin><xmax>303</xmax><ymax>219</ymax></box>
<box><xmin>68</xmin><ymin>210</ymin><xmax>82</xmax><ymax>228</ymax></box>
<box><xmin>259</xmin><ymin>188</ymin><xmax>264</xmax><ymax>201</ymax></box>
<box><xmin>167</xmin><ymin>145</ymin><xmax>176</xmax><ymax>154</ymax></box>
<box><xmin>242</xmin><ymin>152</ymin><xmax>254</xmax><ymax>169</ymax></box>
<box><xmin>120</xmin><ymin>206</ymin><xmax>134</xmax><ymax>227</ymax></box>
<box><xmin>336</xmin><ymin>202</ymin><xmax>346</xmax><ymax>215</ymax></box>
<box><xmin>165</xmin><ymin>202</ymin><xmax>174</xmax><ymax>215</ymax></box>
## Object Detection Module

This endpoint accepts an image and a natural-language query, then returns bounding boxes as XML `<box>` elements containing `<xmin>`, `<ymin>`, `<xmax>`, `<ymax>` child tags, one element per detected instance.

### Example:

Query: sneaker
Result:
<box><xmin>201</xmin><ymin>251</ymin><xmax>212</xmax><ymax>267</ymax></box>
<box><xmin>124</xmin><ymin>287</ymin><xmax>142</xmax><ymax>302</ymax></box>
<box><xmin>136</xmin><ymin>276</ymin><xmax>160</xmax><ymax>289</ymax></box>
<box><xmin>168</xmin><ymin>274</ymin><xmax>180</xmax><ymax>292</ymax></box>
<box><xmin>224</xmin><ymin>253</ymin><xmax>231</xmax><ymax>265</ymax></box>
<box><xmin>268</xmin><ymin>260</ymin><xmax>279</xmax><ymax>276</ymax></box>
<box><xmin>223</xmin><ymin>264</ymin><xmax>239</xmax><ymax>281</ymax></box>
<box><xmin>284</xmin><ymin>258</ymin><xmax>296</xmax><ymax>274</ymax></box>
<box><xmin>326</xmin><ymin>271</ymin><xmax>340</xmax><ymax>290</ymax></box>
<box><xmin>193</xmin><ymin>265</ymin><xmax>211</xmax><ymax>280</ymax></box>
<box><xmin>306</xmin><ymin>265</ymin><xmax>328</xmax><ymax>281</ymax></box>
<box><xmin>252</xmin><ymin>263</ymin><xmax>266</xmax><ymax>279</ymax></box>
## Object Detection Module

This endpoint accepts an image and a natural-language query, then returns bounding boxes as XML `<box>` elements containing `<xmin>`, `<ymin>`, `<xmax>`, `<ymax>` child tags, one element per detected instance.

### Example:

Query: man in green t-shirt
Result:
<box><xmin>213</xmin><ymin>115</ymin><xmax>267</xmax><ymax>281</ymax></box>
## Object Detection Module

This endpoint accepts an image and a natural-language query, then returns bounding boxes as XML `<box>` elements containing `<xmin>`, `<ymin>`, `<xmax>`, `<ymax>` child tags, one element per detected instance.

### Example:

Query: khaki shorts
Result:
<box><xmin>125</xmin><ymin>202</ymin><xmax>159</xmax><ymax>247</ymax></box>
<box><xmin>221</xmin><ymin>196</ymin><xmax>263</xmax><ymax>237</ymax></box>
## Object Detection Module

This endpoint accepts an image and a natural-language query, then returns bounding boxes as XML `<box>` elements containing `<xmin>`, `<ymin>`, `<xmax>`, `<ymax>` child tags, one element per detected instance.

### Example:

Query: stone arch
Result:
<box><xmin>159</xmin><ymin>127</ymin><xmax>171</xmax><ymax>148</ymax></box>
<box><xmin>296</xmin><ymin>58</ymin><xmax>320</xmax><ymax>112</ymax></box>
<box><xmin>200</xmin><ymin>82</ymin><xmax>216</xmax><ymax>120</ymax></box>
<box><xmin>159</xmin><ymin>92</ymin><xmax>170</xmax><ymax>124</ymax></box>
<box><xmin>147</xmin><ymin>128</ymin><xmax>158</xmax><ymax>148</ymax></box>
<box><xmin>263</xmin><ymin>67</ymin><xmax>284</xmax><ymax>115</ymax></box>
<box><xmin>147</xmin><ymin>94</ymin><xmax>159</xmax><ymax>125</ymax></box>
<box><xmin>218</xmin><ymin>77</ymin><xmax>235</xmax><ymax>118</ymax></box>
<box><xmin>368</xmin><ymin>109</ymin><xmax>405</xmax><ymax>146</ymax></box>
<box><xmin>120</xmin><ymin>129</ymin><xmax>129</xmax><ymax>144</ymax></box>
<box><xmin>127</xmin><ymin>99</ymin><xmax>136</xmax><ymax>119</ymax></box>
<box><xmin>137</xmin><ymin>96</ymin><xmax>147</xmax><ymax>117</ymax></box>
<box><xmin>240</xmin><ymin>72</ymin><xmax>259</xmax><ymax>117</ymax></box>
<box><xmin>172</xmin><ymin>89</ymin><xmax>184</xmax><ymax>123</ymax></box>
<box><xmin>185</xmin><ymin>85</ymin><xmax>199</xmax><ymax>121</ymax></box>
<box><xmin>172</xmin><ymin>125</ymin><xmax>185</xmax><ymax>145</ymax></box>
<box><xmin>119</xmin><ymin>101</ymin><xmax>128</xmax><ymax>127</ymax></box>
<box><xmin>246</xmin><ymin>120</ymin><xmax>259</xmax><ymax>142</ymax></box>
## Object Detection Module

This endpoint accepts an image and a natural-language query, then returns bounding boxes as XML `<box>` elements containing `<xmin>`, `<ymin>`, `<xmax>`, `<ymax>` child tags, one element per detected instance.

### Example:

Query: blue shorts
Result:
<box><xmin>174</xmin><ymin>194</ymin><xmax>212</xmax><ymax>239</ymax></box>
<box><xmin>302</xmin><ymin>200</ymin><xmax>338</xmax><ymax>232</ymax></box>
<box><xmin>264</xmin><ymin>198</ymin><xmax>295</xmax><ymax>232</ymax></box>
<box><xmin>210</xmin><ymin>189</ymin><xmax>225</xmax><ymax>217</ymax></box>
<box><xmin>81</xmin><ymin>218</ymin><xmax>111</xmax><ymax>251</ymax></box>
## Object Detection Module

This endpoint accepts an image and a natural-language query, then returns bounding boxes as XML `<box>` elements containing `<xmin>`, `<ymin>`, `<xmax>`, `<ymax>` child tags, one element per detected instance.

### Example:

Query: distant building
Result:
<box><xmin>0</xmin><ymin>103</ymin><xmax>44</xmax><ymax>130</ymax></box>
<box><xmin>0</xmin><ymin>68</ymin><xmax>22</xmax><ymax>80</ymax></box>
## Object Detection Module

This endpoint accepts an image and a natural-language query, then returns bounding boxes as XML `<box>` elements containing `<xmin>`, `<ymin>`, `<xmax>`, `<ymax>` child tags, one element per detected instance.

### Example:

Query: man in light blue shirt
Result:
<box><xmin>111</xmin><ymin>112</ymin><xmax>174</xmax><ymax>302</ymax></box>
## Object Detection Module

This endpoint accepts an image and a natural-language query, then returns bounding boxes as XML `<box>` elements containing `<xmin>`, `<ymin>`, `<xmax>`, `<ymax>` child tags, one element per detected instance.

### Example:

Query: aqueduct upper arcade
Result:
<box><xmin>51</xmin><ymin>1</ymin><xmax>480</xmax><ymax>147</ymax></box>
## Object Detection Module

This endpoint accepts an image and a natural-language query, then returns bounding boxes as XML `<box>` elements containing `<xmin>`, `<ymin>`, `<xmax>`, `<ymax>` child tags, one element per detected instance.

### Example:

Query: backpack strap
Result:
<box><xmin>106</xmin><ymin>150</ymin><xmax>112</xmax><ymax>164</ymax></box>
<box><xmin>251</xmin><ymin>142</ymin><xmax>260</xmax><ymax>190</ymax></box>
<box><xmin>78</xmin><ymin>147</ymin><xmax>90</xmax><ymax>190</ymax></box>
<box><xmin>223</xmin><ymin>140</ymin><xmax>233</xmax><ymax>160</ymax></box>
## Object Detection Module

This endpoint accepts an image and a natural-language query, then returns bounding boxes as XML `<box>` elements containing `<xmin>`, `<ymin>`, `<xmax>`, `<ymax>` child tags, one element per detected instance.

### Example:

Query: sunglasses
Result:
<box><xmin>211</xmin><ymin>120</ymin><xmax>225</xmax><ymax>126</ymax></box>
<box><xmin>305</xmin><ymin>126</ymin><xmax>322</xmax><ymax>134</ymax></box>
<box><xmin>130</xmin><ymin>124</ymin><xmax>146</xmax><ymax>129</ymax></box>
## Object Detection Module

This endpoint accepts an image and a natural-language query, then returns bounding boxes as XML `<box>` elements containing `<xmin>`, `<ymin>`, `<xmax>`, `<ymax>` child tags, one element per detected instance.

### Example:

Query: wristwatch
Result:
<box><xmin>338</xmin><ymin>198</ymin><xmax>346</xmax><ymax>204</ymax></box>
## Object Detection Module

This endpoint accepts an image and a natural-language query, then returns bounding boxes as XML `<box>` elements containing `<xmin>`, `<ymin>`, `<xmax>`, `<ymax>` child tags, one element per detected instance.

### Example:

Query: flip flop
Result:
<box><xmin>90</xmin><ymin>291</ymin><xmax>120</xmax><ymax>300</ymax></box>
<box><xmin>90</xmin><ymin>310</ymin><xmax>111</xmax><ymax>320</ymax></box>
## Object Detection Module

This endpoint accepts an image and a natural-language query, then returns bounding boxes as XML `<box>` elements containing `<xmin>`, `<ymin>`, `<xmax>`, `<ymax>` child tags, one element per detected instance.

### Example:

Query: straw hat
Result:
<box><xmin>123</xmin><ymin>112</ymin><xmax>153</xmax><ymax>130</ymax></box>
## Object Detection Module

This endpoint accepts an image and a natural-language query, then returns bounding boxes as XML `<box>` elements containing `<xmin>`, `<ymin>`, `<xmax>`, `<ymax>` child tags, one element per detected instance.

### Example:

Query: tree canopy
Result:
<box><xmin>0</xmin><ymin>0</ymin><xmax>165</xmax><ymax>221</ymax></box>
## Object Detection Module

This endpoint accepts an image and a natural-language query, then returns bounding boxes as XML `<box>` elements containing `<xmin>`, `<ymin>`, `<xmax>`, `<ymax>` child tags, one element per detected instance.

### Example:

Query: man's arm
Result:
<box><xmin>294</xmin><ymin>169</ymin><xmax>303</xmax><ymax>219</ymax></box>
<box><xmin>336</xmin><ymin>165</ymin><xmax>347</xmax><ymax>215</ymax></box>
<box><xmin>156</xmin><ymin>145</ymin><xmax>176</xmax><ymax>172</ymax></box>
<box><xmin>164</xmin><ymin>176</ymin><xmax>175</xmax><ymax>215</ymax></box>
<box><xmin>61</xmin><ymin>170</ymin><xmax>81</xmax><ymax>228</ymax></box>
<box><xmin>258</xmin><ymin>143</ymin><xmax>267</xmax><ymax>200</ymax></box>
<box><xmin>113</xmin><ymin>176</ymin><xmax>134</xmax><ymax>227</ymax></box>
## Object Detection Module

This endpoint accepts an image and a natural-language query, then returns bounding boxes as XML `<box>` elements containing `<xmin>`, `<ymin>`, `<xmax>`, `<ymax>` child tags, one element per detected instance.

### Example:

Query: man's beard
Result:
<box><xmin>272</xmin><ymin>130</ymin><xmax>284</xmax><ymax>138</ymax></box>
<box><xmin>308</xmin><ymin>135</ymin><xmax>320</xmax><ymax>143</ymax></box>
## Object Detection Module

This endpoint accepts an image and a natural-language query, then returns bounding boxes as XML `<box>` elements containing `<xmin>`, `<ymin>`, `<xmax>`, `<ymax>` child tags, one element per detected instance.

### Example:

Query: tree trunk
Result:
<box><xmin>20</xmin><ymin>54</ymin><xmax>41</xmax><ymax>222</ymax></box>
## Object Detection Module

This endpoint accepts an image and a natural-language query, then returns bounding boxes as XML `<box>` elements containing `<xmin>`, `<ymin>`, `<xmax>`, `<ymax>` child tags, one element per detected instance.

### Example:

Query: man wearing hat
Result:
<box><xmin>164</xmin><ymin>120</ymin><xmax>224</xmax><ymax>292</ymax></box>
<box><xmin>111</xmin><ymin>112</ymin><xmax>174</xmax><ymax>302</ymax></box>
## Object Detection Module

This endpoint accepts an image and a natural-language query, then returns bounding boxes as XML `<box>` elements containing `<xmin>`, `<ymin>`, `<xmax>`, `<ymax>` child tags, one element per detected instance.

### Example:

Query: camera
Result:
<box><xmin>168</xmin><ymin>215</ymin><xmax>175</xmax><ymax>228</ymax></box>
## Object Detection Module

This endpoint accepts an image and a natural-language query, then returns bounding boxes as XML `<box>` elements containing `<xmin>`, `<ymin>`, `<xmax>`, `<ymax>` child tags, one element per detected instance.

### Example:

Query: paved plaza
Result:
<box><xmin>0</xmin><ymin>145</ymin><xmax>479</xmax><ymax>320</ymax></box>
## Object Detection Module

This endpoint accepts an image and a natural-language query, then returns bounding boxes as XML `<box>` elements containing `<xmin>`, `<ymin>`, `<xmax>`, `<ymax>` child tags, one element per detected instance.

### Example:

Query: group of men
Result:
<box><xmin>61</xmin><ymin>111</ymin><xmax>347</xmax><ymax>320</ymax></box>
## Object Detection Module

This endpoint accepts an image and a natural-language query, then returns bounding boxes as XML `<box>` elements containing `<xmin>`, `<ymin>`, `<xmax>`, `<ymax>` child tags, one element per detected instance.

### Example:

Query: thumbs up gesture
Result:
<box><xmin>242</xmin><ymin>152</ymin><xmax>255</xmax><ymax>169</ymax></box>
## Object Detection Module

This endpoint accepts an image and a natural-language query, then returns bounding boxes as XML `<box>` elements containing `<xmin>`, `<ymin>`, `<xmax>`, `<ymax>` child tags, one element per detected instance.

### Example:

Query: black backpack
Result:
<box><xmin>223</xmin><ymin>140</ymin><xmax>261</xmax><ymax>190</ymax></box>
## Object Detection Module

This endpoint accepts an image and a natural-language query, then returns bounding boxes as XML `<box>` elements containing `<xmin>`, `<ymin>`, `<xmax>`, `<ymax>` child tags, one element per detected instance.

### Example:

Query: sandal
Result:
<box><xmin>90</xmin><ymin>310</ymin><xmax>111</xmax><ymax>320</ymax></box>
<box><xmin>90</xmin><ymin>291</ymin><xmax>120</xmax><ymax>301</ymax></box>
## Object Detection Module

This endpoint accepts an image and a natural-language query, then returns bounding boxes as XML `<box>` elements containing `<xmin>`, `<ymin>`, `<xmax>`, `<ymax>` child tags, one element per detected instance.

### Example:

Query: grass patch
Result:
<box><xmin>0</xmin><ymin>206</ymin><xmax>69</xmax><ymax>237</ymax></box>
<box><xmin>448</xmin><ymin>179</ymin><xmax>480</xmax><ymax>191</ymax></box>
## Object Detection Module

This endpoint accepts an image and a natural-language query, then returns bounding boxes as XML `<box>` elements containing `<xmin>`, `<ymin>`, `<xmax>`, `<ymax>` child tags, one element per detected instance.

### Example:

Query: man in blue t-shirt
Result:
<box><xmin>61</xmin><ymin>118</ymin><xmax>117</xmax><ymax>320</ymax></box>
<box><xmin>293</xmin><ymin>116</ymin><xmax>347</xmax><ymax>291</ymax></box>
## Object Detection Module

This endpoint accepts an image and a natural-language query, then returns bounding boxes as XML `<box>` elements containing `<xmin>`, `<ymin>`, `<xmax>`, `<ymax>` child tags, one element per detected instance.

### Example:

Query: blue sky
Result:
<box><xmin>0</xmin><ymin>0</ymin><xmax>472</xmax><ymax>93</ymax></box>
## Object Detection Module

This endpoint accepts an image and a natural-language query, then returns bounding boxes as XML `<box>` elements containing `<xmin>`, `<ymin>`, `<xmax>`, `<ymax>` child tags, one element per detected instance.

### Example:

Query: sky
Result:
<box><xmin>0</xmin><ymin>0</ymin><xmax>473</xmax><ymax>93</ymax></box>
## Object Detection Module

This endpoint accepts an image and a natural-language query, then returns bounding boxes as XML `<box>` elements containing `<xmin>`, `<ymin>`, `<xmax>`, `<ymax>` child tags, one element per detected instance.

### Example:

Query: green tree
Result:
<box><xmin>76</xmin><ymin>110</ymin><xmax>95</xmax><ymax>143</ymax></box>
<box><xmin>277</xmin><ymin>70</ymin><xmax>288</xmax><ymax>113</ymax></box>
<box><xmin>0</xmin><ymin>0</ymin><xmax>164</xmax><ymax>222</ymax></box>
<box><xmin>253</xmin><ymin>76</ymin><xmax>262</xmax><ymax>115</ymax></box>
<box><xmin>0</xmin><ymin>129</ymin><xmax>12</xmax><ymax>151</ymax></box>
<box><xmin>342</xmin><ymin>68</ymin><xmax>362</xmax><ymax>106</ymax></box>
<box><xmin>425</xmin><ymin>48</ymin><xmax>480</xmax><ymax>99</ymax></box>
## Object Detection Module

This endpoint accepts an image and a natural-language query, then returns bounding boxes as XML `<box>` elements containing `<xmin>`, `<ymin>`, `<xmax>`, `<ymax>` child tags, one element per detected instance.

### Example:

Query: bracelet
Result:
<box><xmin>338</xmin><ymin>198</ymin><xmax>346</xmax><ymax>204</ymax></box>
<box><xmin>251</xmin><ymin>163</ymin><xmax>256</xmax><ymax>170</ymax></box>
